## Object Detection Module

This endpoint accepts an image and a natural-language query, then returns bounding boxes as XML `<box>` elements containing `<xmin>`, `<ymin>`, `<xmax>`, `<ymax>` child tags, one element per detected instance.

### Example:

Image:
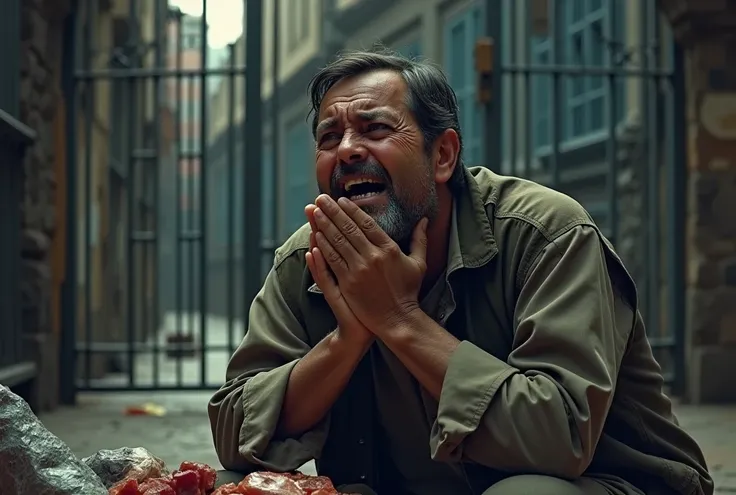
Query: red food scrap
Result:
<box><xmin>107</xmin><ymin>460</ymin><xmax>351</xmax><ymax>495</ymax></box>
<box><xmin>211</xmin><ymin>483</ymin><xmax>242</xmax><ymax>494</ymax></box>
<box><xmin>139</xmin><ymin>477</ymin><xmax>177</xmax><ymax>495</ymax></box>
<box><xmin>109</xmin><ymin>479</ymin><xmax>141</xmax><ymax>495</ymax></box>
<box><xmin>179</xmin><ymin>461</ymin><xmax>217</xmax><ymax>491</ymax></box>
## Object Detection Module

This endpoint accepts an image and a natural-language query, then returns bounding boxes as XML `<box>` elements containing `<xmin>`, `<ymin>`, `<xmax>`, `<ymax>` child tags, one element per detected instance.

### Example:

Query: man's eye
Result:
<box><xmin>366</xmin><ymin>123</ymin><xmax>390</xmax><ymax>132</ymax></box>
<box><xmin>319</xmin><ymin>133</ymin><xmax>340</xmax><ymax>145</ymax></box>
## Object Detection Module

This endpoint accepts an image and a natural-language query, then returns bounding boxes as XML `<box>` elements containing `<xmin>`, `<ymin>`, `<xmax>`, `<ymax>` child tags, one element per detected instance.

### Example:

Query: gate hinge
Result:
<box><xmin>475</xmin><ymin>37</ymin><xmax>495</xmax><ymax>104</ymax></box>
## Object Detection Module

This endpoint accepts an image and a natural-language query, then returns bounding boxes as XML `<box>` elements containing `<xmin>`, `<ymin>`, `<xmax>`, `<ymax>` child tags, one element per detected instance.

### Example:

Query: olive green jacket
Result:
<box><xmin>208</xmin><ymin>166</ymin><xmax>713</xmax><ymax>495</ymax></box>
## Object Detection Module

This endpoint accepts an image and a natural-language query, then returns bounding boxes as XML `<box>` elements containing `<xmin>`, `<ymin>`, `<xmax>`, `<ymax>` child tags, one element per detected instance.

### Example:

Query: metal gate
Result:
<box><xmin>59</xmin><ymin>0</ymin><xmax>267</xmax><ymax>402</ymax></box>
<box><xmin>484</xmin><ymin>0</ymin><xmax>687</xmax><ymax>394</ymax></box>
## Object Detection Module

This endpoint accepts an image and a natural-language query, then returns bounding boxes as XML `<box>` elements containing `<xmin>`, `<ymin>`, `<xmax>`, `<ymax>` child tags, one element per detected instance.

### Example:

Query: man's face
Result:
<box><xmin>314</xmin><ymin>70</ymin><xmax>439</xmax><ymax>249</ymax></box>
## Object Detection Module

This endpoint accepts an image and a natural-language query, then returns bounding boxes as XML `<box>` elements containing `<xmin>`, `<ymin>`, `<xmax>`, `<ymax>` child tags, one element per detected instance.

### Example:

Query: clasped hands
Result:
<box><xmin>304</xmin><ymin>194</ymin><xmax>428</xmax><ymax>345</ymax></box>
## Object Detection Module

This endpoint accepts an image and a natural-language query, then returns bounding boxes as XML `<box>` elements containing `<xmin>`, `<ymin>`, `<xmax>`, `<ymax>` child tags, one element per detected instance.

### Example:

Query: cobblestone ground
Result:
<box><xmin>38</xmin><ymin>313</ymin><xmax>736</xmax><ymax>491</ymax></box>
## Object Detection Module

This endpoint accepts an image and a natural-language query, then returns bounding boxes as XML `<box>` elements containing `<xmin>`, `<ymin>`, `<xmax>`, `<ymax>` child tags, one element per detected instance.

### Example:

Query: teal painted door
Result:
<box><xmin>444</xmin><ymin>3</ymin><xmax>485</xmax><ymax>166</ymax></box>
<box><xmin>284</xmin><ymin>121</ymin><xmax>314</xmax><ymax>238</ymax></box>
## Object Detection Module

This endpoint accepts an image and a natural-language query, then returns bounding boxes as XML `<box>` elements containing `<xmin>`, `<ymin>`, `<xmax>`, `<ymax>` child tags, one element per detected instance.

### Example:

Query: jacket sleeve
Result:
<box><xmin>429</xmin><ymin>225</ymin><xmax>636</xmax><ymax>478</ymax></box>
<box><xmin>208</xmin><ymin>264</ymin><xmax>329</xmax><ymax>473</ymax></box>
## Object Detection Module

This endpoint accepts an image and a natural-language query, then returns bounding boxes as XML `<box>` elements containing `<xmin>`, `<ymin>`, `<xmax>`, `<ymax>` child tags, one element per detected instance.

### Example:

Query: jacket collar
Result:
<box><xmin>308</xmin><ymin>166</ymin><xmax>498</xmax><ymax>294</ymax></box>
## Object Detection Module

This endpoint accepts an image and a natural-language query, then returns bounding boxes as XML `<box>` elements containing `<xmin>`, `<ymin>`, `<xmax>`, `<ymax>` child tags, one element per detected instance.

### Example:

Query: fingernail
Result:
<box><xmin>314</xmin><ymin>208</ymin><xmax>324</xmax><ymax>219</ymax></box>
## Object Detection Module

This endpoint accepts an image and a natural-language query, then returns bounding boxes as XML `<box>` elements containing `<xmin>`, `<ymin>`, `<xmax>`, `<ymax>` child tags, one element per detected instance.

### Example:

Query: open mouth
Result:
<box><xmin>342</xmin><ymin>177</ymin><xmax>387</xmax><ymax>201</ymax></box>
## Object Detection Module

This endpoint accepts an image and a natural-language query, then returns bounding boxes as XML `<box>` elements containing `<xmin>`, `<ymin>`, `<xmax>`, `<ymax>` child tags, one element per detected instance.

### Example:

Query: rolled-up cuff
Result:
<box><xmin>430</xmin><ymin>341</ymin><xmax>515</xmax><ymax>461</ymax></box>
<box><xmin>239</xmin><ymin>359</ymin><xmax>330</xmax><ymax>472</ymax></box>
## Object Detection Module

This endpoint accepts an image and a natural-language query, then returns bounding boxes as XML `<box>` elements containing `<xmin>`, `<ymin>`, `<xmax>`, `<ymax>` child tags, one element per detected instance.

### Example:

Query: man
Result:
<box><xmin>209</xmin><ymin>49</ymin><xmax>713</xmax><ymax>495</ymax></box>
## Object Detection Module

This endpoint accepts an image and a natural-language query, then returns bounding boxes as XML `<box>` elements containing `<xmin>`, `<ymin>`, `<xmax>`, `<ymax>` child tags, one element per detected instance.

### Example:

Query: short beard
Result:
<box><xmin>328</xmin><ymin>158</ymin><xmax>438</xmax><ymax>252</ymax></box>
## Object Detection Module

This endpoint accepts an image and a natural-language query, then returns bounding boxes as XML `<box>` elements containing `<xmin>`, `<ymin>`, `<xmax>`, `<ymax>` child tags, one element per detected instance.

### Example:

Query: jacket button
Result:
<box><xmin>358</xmin><ymin>438</ymin><xmax>365</xmax><ymax>445</ymax></box>
<box><xmin>360</xmin><ymin>475</ymin><xmax>366</xmax><ymax>480</ymax></box>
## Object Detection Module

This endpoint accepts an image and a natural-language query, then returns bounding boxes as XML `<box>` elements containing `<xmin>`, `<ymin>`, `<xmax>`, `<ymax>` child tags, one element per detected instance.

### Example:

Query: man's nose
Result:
<box><xmin>336</xmin><ymin>132</ymin><xmax>367</xmax><ymax>164</ymax></box>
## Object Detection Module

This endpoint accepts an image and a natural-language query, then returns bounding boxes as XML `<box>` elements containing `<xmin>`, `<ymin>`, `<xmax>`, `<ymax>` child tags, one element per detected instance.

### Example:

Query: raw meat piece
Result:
<box><xmin>139</xmin><ymin>477</ymin><xmax>177</xmax><ymax>495</ymax></box>
<box><xmin>0</xmin><ymin>385</ymin><xmax>108</xmax><ymax>495</ymax></box>
<box><xmin>179</xmin><ymin>460</ymin><xmax>217</xmax><ymax>491</ymax></box>
<box><xmin>172</xmin><ymin>469</ymin><xmax>202</xmax><ymax>495</ymax></box>
<box><xmin>83</xmin><ymin>447</ymin><xmax>168</xmax><ymax>488</ymax></box>
<box><xmin>109</xmin><ymin>478</ymin><xmax>140</xmax><ymax>495</ymax></box>
<box><xmin>238</xmin><ymin>471</ymin><xmax>304</xmax><ymax>494</ymax></box>
<box><xmin>211</xmin><ymin>483</ymin><xmax>242</xmax><ymax>494</ymax></box>
<box><xmin>287</xmin><ymin>472</ymin><xmax>337</xmax><ymax>494</ymax></box>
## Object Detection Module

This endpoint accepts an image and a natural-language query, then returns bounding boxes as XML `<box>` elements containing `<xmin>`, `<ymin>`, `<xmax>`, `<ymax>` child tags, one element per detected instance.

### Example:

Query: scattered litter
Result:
<box><xmin>124</xmin><ymin>403</ymin><xmax>167</xmax><ymax>417</ymax></box>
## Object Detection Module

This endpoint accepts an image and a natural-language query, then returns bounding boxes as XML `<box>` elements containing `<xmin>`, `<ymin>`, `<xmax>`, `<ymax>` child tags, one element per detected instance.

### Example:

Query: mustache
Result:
<box><xmin>329</xmin><ymin>160</ymin><xmax>391</xmax><ymax>196</ymax></box>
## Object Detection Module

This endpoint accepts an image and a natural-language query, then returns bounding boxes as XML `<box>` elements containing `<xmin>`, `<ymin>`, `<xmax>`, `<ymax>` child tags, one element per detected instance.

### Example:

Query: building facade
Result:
<box><xmin>204</xmin><ymin>0</ymin><xmax>736</xmax><ymax>403</ymax></box>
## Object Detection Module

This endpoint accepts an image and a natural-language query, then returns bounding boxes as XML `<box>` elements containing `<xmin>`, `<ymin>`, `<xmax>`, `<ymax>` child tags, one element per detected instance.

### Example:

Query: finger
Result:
<box><xmin>305</xmin><ymin>204</ymin><xmax>318</xmax><ymax>232</ymax></box>
<box><xmin>409</xmin><ymin>217</ymin><xmax>429</xmax><ymax>266</ymax></box>
<box><xmin>313</xmin><ymin>207</ymin><xmax>362</xmax><ymax>266</ymax></box>
<box><xmin>315</xmin><ymin>194</ymin><xmax>373</xmax><ymax>254</ymax></box>
<box><xmin>306</xmin><ymin>248</ymin><xmax>340</xmax><ymax>300</ymax></box>
<box><xmin>336</xmin><ymin>196</ymin><xmax>393</xmax><ymax>247</ymax></box>
<box><xmin>305</xmin><ymin>204</ymin><xmax>318</xmax><ymax>251</ymax></box>
<box><xmin>315</xmin><ymin>230</ymin><xmax>349</xmax><ymax>276</ymax></box>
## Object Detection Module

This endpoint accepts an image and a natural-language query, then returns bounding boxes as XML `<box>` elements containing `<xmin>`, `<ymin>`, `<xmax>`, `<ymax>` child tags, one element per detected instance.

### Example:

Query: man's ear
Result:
<box><xmin>433</xmin><ymin>128</ymin><xmax>460</xmax><ymax>185</ymax></box>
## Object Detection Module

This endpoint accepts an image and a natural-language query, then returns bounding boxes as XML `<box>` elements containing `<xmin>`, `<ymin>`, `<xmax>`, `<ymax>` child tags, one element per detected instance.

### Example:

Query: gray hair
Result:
<box><xmin>307</xmin><ymin>46</ymin><xmax>465</xmax><ymax>191</ymax></box>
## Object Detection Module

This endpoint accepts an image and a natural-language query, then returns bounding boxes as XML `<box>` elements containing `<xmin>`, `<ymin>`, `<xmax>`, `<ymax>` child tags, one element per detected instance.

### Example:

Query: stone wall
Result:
<box><xmin>658</xmin><ymin>0</ymin><xmax>736</xmax><ymax>403</ymax></box>
<box><xmin>19</xmin><ymin>0</ymin><xmax>69</xmax><ymax>411</ymax></box>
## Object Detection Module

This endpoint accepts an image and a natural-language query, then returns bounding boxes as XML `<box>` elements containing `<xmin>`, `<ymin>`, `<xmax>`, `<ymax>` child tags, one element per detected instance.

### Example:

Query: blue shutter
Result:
<box><xmin>284</xmin><ymin>122</ymin><xmax>313</xmax><ymax>238</ymax></box>
<box><xmin>443</xmin><ymin>4</ymin><xmax>485</xmax><ymax>166</ymax></box>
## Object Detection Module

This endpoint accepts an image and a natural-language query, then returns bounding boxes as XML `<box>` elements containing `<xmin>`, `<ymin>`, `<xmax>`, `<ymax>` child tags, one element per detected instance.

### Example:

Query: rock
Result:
<box><xmin>82</xmin><ymin>447</ymin><xmax>169</xmax><ymax>489</ymax></box>
<box><xmin>0</xmin><ymin>385</ymin><xmax>107</xmax><ymax>494</ymax></box>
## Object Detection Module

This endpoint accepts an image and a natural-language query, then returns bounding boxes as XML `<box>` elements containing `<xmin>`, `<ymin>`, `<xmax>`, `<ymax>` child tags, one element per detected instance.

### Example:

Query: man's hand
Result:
<box><xmin>309</xmin><ymin>194</ymin><xmax>428</xmax><ymax>335</ymax></box>
<box><xmin>304</xmin><ymin>204</ymin><xmax>373</xmax><ymax>349</ymax></box>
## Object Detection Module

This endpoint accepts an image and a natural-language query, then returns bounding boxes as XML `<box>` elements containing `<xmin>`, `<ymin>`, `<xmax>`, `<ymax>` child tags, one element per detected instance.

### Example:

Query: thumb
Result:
<box><xmin>409</xmin><ymin>217</ymin><xmax>428</xmax><ymax>265</ymax></box>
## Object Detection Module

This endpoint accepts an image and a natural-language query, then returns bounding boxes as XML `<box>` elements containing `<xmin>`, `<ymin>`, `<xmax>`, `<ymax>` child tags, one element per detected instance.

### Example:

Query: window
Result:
<box><xmin>443</xmin><ymin>4</ymin><xmax>485</xmax><ymax>166</ymax></box>
<box><xmin>284</xmin><ymin>121</ymin><xmax>314</xmax><ymax>238</ymax></box>
<box><xmin>395</xmin><ymin>39</ymin><xmax>421</xmax><ymax>59</ymax></box>
<box><xmin>286</xmin><ymin>0</ymin><xmax>311</xmax><ymax>52</ymax></box>
<box><xmin>530</xmin><ymin>0</ymin><xmax>626</xmax><ymax>153</ymax></box>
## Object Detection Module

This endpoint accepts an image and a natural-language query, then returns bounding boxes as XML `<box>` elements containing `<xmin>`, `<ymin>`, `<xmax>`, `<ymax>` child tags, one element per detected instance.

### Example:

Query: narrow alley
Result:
<box><xmin>38</xmin><ymin>314</ymin><xmax>736</xmax><ymax>492</ymax></box>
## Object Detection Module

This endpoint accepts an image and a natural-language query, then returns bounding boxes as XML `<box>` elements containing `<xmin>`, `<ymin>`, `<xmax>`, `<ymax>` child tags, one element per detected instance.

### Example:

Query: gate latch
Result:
<box><xmin>475</xmin><ymin>37</ymin><xmax>495</xmax><ymax>104</ymax></box>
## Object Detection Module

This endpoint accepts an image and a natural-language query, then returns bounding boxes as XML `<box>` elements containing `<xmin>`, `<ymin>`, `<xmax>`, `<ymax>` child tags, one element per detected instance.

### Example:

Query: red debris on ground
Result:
<box><xmin>109</xmin><ymin>461</ymin><xmax>354</xmax><ymax>495</ymax></box>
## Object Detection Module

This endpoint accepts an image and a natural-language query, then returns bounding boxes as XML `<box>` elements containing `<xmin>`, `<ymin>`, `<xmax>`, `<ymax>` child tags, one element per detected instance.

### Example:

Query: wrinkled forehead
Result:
<box><xmin>317</xmin><ymin>70</ymin><xmax>409</xmax><ymax>125</ymax></box>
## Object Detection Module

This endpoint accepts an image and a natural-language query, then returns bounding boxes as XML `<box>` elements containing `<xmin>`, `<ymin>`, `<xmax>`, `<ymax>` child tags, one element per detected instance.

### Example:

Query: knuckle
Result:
<box><xmin>331</xmin><ymin>232</ymin><xmax>346</xmax><ymax>246</ymax></box>
<box><xmin>385</xmin><ymin>244</ymin><xmax>401</xmax><ymax>257</ymax></box>
<box><xmin>341</xmin><ymin>220</ymin><xmax>359</xmax><ymax>236</ymax></box>
<box><xmin>327</xmin><ymin>250</ymin><xmax>342</xmax><ymax>263</ymax></box>
<box><xmin>360</xmin><ymin>216</ymin><xmax>377</xmax><ymax>231</ymax></box>
<box><xmin>367</xmin><ymin>251</ymin><xmax>383</xmax><ymax>266</ymax></box>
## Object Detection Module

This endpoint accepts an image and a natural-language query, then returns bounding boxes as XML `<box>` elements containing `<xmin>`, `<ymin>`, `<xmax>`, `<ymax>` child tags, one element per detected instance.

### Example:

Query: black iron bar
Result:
<box><xmin>484</xmin><ymin>0</ymin><xmax>502</xmax><ymax>169</ymax></box>
<box><xmin>501</xmin><ymin>64</ymin><xmax>670</xmax><ymax>77</ymax></box>
<box><xmin>522</xmin><ymin>0</ymin><xmax>531</xmax><ymax>178</ymax></box>
<box><xmin>226</xmin><ymin>42</ymin><xmax>236</xmax><ymax>355</ymax></box>
<box><xmin>125</xmin><ymin>0</ymin><xmax>140</xmax><ymax>388</ymax></box>
<box><xmin>75</xmin><ymin>66</ymin><xmax>248</xmax><ymax>79</ymax></box>
<box><xmin>507</xmin><ymin>0</ymin><xmax>517</xmax><ymax>175</ymax></box>
<box><xmin>83</xmin><ymin>0</ymin><xmax>94</xmax><ymax>389</ymax></box>
<box><xmin>186</xmin><ymin>72</ymin><xmax>196</xmax><ymax>385</ymax></box>
<box><xmin>271</xmin><ymin>0</ymin><xmax>281</xmax><ymax>272</ymax></box>
<box><xmin>199</xmin><ymin>0</ymin><xmax>209</xmax><ymax>388</ymax></box>
<box><xmin>175</xmin><ymin>12</ymin><xmax>184</xmax><ymax>387</ymax></box>
<box><xmin>243</xmin><ymin>0</ymin><xmax>263</xmax><ymax>325</ymax></box>
<box><xmin>151</xmin><ymin>0</ymin><xmax>165</xmax><ymax>388</ymax></box>
<box><xmin>549</xmin><ymin>0</ymin><xmax>561</xmax><ymax>189</ymax></box>
<box><xmin>606</xmin><ymin>0</ymin><xmax>619</xmax><ymax>246</ymax></box>
<box><xmin>667</xmin><ymin>43</ymin><xmax>686</xmax><ymax>395</ymax></box>
<box><xmin>60</xmin><ymin>4</ymin><xmax>79</xmax><ymax>405</ymax></box>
